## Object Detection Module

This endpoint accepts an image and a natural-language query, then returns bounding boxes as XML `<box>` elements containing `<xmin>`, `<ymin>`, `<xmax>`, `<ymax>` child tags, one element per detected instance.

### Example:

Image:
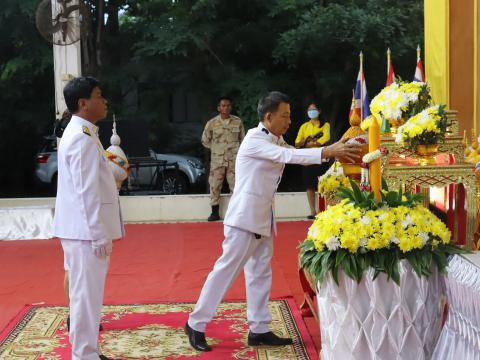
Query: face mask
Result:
<box><xmin>308</xmin><ymin>109</ymin><xmax>319</xmax><ymax>119</ymax></box>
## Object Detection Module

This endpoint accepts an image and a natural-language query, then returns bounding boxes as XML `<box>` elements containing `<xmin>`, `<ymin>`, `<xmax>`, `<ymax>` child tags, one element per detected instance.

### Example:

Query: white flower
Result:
<box><xmin>401</xmin><ymin>215</ymin><xmax>414</xmax><ymax>228</ymax></box>
<box><xmin>325</xmin><ymin>236</ymin><xmax>340</xmax><ymax>251</ymax></box>
<box><xmin>308</xmin><ymin>227</ymin><xmax>319</xmax><ymax>239</ymax></box>
<box><xmin>390</xmin><ymin>236</ymin><xmax>400</xmax><ymax>244</ymax></box>
<box><xmin>417</xmin><ymin>112</ymin><xmax>430</xmax><ymax>126</ymax></box>
<box><xmin>359</xmin><ymin>238</ymin><xmax>368</xmax><ymax>247</ymax></box>
<box><xmin>395</xmin><ymin>125</ymin><xmax>404</xmax><ymax>143</ymax></box>
<box><xmin>360</xmin><ymin>216</ymin><xmax>371</xmax><ymax>225</ymax></box>
<box><xmin>419</xmin><ymin>232</ymin><xmax>429</xmax><ymax>245</ymax></box>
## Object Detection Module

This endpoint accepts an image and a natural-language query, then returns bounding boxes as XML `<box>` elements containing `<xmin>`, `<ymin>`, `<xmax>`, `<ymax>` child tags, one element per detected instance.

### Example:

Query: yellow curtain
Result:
<box><xmin>475</xmin><ymin>0</ymin><xmax>479</xmax><ymax>132</ymax></box>
<box><xmin>424</xmin><ymin>0</ymin><xmax>449</xmax><ymax>106</ymax></box>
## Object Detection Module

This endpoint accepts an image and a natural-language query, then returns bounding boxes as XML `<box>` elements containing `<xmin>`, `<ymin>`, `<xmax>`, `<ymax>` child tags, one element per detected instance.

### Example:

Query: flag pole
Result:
<box><xmin>360</xmin><ymin>51</ymin><xmax>364</xmax><ymax>120</ymax></box>
<box><xmin>387</xmin><ymin>48</ymin><xmax>391</xmax><ymax>77</ymax></box>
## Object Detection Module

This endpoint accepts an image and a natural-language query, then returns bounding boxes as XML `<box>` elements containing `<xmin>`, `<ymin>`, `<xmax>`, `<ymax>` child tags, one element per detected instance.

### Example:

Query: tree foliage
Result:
<box><xmin>0</xmin><ymin>0</ymin><xmax>423</xmax><ymax>196</ymax></box>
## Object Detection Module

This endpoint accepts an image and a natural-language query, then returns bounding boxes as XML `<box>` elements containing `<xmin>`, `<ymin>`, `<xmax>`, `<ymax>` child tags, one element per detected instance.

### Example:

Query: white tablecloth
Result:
<box><xmin>432</xmin><ymin>253</ymin><xmax>480</xmax><ymax>359</ymax></box>
<box><xmin>0</xmin><ymin>206</ymin><xmax>54</xmax><ymax>240</ymax></box>
<box><xmin>317</xmin><ymin>260</ymin><xmax>443</xmax><ymax>360</ymax></box>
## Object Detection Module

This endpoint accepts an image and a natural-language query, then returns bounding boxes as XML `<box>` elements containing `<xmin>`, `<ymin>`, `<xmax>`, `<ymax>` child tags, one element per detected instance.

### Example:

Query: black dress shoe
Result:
<box><xmin>67</xmin><ymin>316</ymin><xmax>104</xmax><ymax>331</ymax></box>
<box><xmin>207</xmin><ymin>213</ymin><xmax>220</xmax><ymax>221</ymax></box>
<box><xmin>247</xmin><ymin>331</ymin><xmax>293</xmax><ymax>346</ymax></box>
<box><xmin>185</xmin><ymin>322</ymin><xmax>212</xmax><ymax>351</ymax></box>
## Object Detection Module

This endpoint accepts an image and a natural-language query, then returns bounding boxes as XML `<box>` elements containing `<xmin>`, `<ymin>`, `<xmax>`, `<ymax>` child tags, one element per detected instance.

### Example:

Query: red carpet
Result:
<box><xmin>0</xmin><ymin>221</ymin><xmax>320</xmax><ymax>351</ymax></box>
<box><xmin>0</xmin><ymin>300</ymin><xmax>318</xmax><ymax>359</ymax></box>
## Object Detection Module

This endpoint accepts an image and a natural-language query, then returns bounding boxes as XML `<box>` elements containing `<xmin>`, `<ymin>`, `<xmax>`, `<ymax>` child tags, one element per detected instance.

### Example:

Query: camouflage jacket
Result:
<box><xmin>201</xmin><ymin>115</ymin><xmax>245</xmax><ymax>167</ymax></box>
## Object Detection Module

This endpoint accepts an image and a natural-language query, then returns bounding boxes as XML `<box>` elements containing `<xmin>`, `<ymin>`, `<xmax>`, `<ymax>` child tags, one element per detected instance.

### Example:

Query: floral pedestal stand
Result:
<box><xmin>317</xmin><ymin>260</ymin><xmax>444</xmax><ymax>360</ymax></box>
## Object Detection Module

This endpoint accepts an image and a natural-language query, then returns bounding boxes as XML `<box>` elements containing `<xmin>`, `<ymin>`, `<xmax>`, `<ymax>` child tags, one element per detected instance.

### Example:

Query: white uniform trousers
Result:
<box><xmin>188</xmin><ymin>225</ymin><xmax>273</xmax><ymax>333</ymax></box>
<box><xmin>61</xmin><ymin>239</ymin><xmax>109</xmax><ymax>360</ymax></box>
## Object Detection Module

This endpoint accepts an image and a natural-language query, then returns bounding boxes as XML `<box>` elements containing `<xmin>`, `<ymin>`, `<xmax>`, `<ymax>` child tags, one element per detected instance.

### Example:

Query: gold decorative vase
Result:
<box><xmin>340</xmin><ymin>143</ymin><xmax>369</xmax><ymax>180</ymax></box>
<box><xmin>389</xmin><ymin>118</ymin><xmax>405</xmax><ymax>135</ymax></box>
<box><xmin>416</xmin><ymin>144</ymin><xmax>439</xmax><ymax>165</ymax></box>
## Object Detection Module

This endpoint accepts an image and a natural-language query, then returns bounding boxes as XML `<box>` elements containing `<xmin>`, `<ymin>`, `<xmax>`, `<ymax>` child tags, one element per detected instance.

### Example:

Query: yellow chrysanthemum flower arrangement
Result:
<box><xmin>370</xmin><ymin>83</ymin><xmax>408</xmax><ymax>121</ymax></box>
<box><xmin>300</xmin><ymin>180</ymin><xmax>465</xmax><ymax>285</ymax></box>
<box><xmin>362</xmin><ymin>81</ymin><xmax>431</xmax><ymax>131</ymax></box>
<box><xmin>396</xmin><ymin>105</ymin><xmax>449</xmax><ymax>151</ymax></box>
<box><xmin>307</xmin><ymin>202</ymin><xmax>449</xmax><ymax>254</ymax></box>
<box><xmin>317</xmin><ymin>163</ymin><xmax>350</xmax><ymax>199</ymax></box>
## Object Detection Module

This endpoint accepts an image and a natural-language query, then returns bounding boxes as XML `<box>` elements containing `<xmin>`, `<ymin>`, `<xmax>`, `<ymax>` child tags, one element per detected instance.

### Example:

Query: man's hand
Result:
<box><xmin>91</xmin><ymin>239</ymin><xmax>113</xmax><ymax>258</ymax></box>
<box><xmin>323</xmin><ymin>138</ymin><xmax>364</xmax><ymax>163</ymax></box>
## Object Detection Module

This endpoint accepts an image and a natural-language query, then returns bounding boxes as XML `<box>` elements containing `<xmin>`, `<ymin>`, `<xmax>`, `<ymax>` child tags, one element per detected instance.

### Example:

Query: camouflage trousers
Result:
<box><xmin>209</xmin><ymin>164</ymin><xmax>235</xmax><ymax>205</ymax></box>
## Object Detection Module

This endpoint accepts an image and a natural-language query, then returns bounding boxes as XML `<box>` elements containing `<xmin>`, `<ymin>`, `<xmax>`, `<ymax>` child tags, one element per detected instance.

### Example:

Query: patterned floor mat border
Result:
<box><xmin>0</xmin><ymin>299</ymin><xmax>318</xmax><ymax>359</ymax></box>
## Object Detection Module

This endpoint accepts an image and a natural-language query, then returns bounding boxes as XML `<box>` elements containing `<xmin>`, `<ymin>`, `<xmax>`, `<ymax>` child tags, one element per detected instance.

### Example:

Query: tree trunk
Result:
<box><xmin>96</xmin><ymin>0</ymin><xmax>104</xmax><ymax>70</ymax></box>
<box><xmin>106</xmin><ymin>1</ymin><xmax>120</xmax><ymax>36</ymax></box>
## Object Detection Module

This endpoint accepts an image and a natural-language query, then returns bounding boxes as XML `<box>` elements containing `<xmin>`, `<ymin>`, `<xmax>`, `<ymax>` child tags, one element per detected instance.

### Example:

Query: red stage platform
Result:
<box><xmin>0</xmin><ymin>221</ymin><xmax>321</xmax><ymax>351</ymax></box>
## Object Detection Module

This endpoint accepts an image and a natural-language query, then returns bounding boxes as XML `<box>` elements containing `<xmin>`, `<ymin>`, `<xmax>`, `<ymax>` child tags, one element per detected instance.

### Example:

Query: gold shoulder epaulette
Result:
<box><xmin>82</xmin><ymin>126</ymin><xmax>91</xmax><ymax>136</ymax></box>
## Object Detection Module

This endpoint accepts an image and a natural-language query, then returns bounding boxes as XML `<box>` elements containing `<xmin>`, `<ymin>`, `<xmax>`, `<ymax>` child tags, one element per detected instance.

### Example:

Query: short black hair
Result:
<box><xmin>217</xmin><ymin>96</ymin><xmax>232</xmax><ymax>105</ymax></box>
<box><xmin>257</xmin><ymin>91</ymin><xmax>290</xmax><ymax>121</ymax></box>
<box><xmin>63</xmin><ymin>76</ymin><xmax>100</xmax><ymax>113</ymax></box>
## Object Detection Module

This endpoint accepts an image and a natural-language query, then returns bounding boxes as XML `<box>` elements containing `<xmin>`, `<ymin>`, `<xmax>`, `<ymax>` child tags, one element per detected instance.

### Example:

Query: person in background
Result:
<box><xmin>201</xmin><ymin>96</ymin><xmax>245</xmax><ymax>221</ymax></box>
<box><xmin>53</xmin><ymin>76</ymin><xmax>124</xmax><ymax>360</ymax></box>
<box><xmin>295</xmin><ymin>102</ymin><xmax>331</xmax><ymax>219</ymax></box>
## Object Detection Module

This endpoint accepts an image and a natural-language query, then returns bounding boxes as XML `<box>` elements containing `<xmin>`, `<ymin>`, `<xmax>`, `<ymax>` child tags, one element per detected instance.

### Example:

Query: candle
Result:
<box><xmin>369</xmin><ymin>114</ymin><xmax>381</xmax><ymax>201</ymax></box>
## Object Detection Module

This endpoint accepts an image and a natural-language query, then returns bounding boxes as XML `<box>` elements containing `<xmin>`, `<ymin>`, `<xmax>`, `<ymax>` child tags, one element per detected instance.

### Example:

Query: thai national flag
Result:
<box><xmin>413</xmin><ymin>52</ymin><xmax>425</xmax><ymax>82</ymax></box>
<box><xmin>387</xmin><ymin>63</ymin><xmax>395</xmax><ymax>86</ymax></box>
<box><xmin>386</xmin><ymin>60</ymin><xmax>395</xmax><ymax>86</ymax></box>
<box><xmin>354</xmin><ymin>55</ymin><xmax>370</xmax><ymax>120</ymax></box>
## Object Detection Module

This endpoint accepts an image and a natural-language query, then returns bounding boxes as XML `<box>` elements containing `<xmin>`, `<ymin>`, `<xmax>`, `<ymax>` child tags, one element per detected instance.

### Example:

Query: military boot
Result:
<box><xmin>207</xmin><ymin>205</ymin><xmax>220</xmax><ymax>221</ymax></box>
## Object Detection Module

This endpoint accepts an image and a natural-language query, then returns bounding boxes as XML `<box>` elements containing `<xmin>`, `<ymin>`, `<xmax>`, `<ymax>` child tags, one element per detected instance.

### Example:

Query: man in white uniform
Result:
<box><xmin>185</xmin><ymin>91</ymin><xmax>363</xmax><ymax>351</ymax></box>
<box><xmin>53</xmin><ymin>76</ymin><xmax>124</xmax><ymax>360</ymax></box>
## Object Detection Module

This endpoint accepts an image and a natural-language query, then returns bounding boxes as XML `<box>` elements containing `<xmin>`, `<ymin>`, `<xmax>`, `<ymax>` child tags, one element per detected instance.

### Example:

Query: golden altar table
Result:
<box><xmin>382</xmin><ymin>153</ymin><xmax>476</xmax><ymax>249</ymax></box>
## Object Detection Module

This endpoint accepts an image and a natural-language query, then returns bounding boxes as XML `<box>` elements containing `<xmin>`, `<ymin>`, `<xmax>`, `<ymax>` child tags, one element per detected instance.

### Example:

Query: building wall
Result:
<box><xmin>425</xmin><ymin>0</ymin><xmax>479</xmax><ymax>134</ymax></box>
<box><xmin>449</xmin><ymin>0</ymin><xmax>475</xmax><ymax>135</ymax></box>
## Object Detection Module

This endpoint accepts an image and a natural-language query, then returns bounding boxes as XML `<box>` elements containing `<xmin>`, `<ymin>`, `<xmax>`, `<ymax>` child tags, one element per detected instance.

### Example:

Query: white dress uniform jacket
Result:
<box><xmin>53</xmin><ymin>115</ymin><xmax>124</xmax><ymax>240</ymax></box>
<box><xmin>224</xmin><ymin>123</ymin><xmax>325</xmax><ymax>237</ymax></box>
<box><xmin>188</xmin><ymin>122</ymin><xmax>329</xmax><ymax>334</ymax></box>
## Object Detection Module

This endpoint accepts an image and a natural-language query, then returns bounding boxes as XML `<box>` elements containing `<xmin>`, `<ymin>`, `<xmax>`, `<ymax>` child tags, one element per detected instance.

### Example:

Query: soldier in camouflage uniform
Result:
<box><xmin>202</xmin><ymin>96</ymin><xmax>245</xmax><ymax>221</ymax></box>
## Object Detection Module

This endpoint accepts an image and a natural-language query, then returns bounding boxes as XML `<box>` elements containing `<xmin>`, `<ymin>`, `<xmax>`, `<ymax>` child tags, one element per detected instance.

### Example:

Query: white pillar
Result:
<box><xmin>52</xmin><ymin>0</ymin><xmax>82</xmax><ymax>119</ymax></box>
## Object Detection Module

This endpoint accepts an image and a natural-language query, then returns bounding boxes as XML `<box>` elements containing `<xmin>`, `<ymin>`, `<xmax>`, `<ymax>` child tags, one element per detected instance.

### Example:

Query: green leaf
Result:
<box><xmin>432</xmin><ymin>249</ymin><xmax>448</xmax><ymax>273</ymax></box>
<box><xmin>332</xmin><ymin>263</ymin><xmax>339</xmax><ymax>285</ymax></box>
<box><xmin>391</xmin><ymin>261</ymin><xmax>400</xmax><ymax>285</ymax></box>
<box><xmin>342</xmin><ymin>255</ymin><xmax>353</xmax><ymax>280</ymax></box>
<box><xmin>386</xmin><ymin>191</ymin><xmax>399</xmax><ymax>206</ymax></box>
<box><xmin>406</xmin><ymin>251</ymin><xmax>422</xmax><ymax>277</ymax></box>
<box><xmin>381</xmin><ymin>177</ymin><xmax>389</xmax><ymax>191</ymax></box>
<box><xmin>349</xmin><ymin>254</ymin><xmax>362</xmax><ymax>282</ymax></box>
<box><xmin>351</xmin><ymin>180</ymin><xmax>365</xmax><ymax>204</ymax></box>
<box><xmin>336</xmin><ymin>187</ymin><xmax>355</xmax><ymax>202</ymax></box>
<box><xmin>336</xmin><ymin>249</ymin><xmax>348</xmax><ymax>267</ymax></box>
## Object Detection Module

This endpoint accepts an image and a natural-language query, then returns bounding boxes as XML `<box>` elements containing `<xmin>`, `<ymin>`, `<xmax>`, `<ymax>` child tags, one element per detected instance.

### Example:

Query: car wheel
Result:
<box><xmin>160</xmin><ymin>170</ymin><xmax>188</xmax><ymax>194</ymax></box>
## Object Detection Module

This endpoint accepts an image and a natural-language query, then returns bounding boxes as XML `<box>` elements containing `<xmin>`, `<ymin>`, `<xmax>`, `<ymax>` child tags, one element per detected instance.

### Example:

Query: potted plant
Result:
<box><xmin>368</xmin><ymin>81</ymin><xmax>431</xmax><ymax>133</ymax></box>
<box><xmin>317</xmin><ymin>163</ymin><xmax>351</xmax><ymax>207</ymax></box>
<box><xmin>396</xmin><ymin>105</ymin><xmax>449</xmax><ymax>163</ymax></box>
<box><xmin>299</xmin><ymin>180</ymin><xmax>465</xmax><ymax>359</ymax></box>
